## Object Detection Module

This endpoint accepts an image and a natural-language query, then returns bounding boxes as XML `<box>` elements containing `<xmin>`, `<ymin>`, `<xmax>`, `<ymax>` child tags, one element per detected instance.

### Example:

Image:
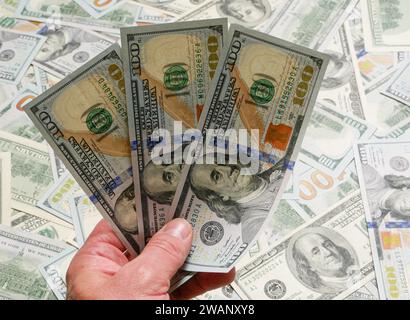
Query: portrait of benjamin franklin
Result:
<box><xmin>321</xmin><ymin>50</ymin><xmax>353</xmax><ymax>90</ymax></box>
<box><xmin>216</xmin><ymin>0</ymin><xmax>272</xmax><ymax>28</ymax></box>
<box><xmin>286</xmin><ymin>227</ymin><xmax>360</xmax><ymax>294</ymax></box>
<box><xmin>114</xmin><ymin>185</ymin><xmax>139</xmax><ymax>234</ymax></box>
<box><xmin>189</xmin><ymin>157</ymin><xmax>285</xmax><ymax>243</ymax></box>
<box><xmin>35</xmin><ymin>26</ymin><xmax>100</xmax><ymax>63</ymax></box>
<box><xmin>362</xmin><ymin>164</ymin><xmax>410</xmax><ymax>222</ymax></box>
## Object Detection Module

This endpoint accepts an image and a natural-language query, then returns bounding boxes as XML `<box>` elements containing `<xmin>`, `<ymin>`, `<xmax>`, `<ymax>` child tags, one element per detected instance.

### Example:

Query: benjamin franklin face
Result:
<box><xmin>114</xmin><ymin>186</ymin><xmax>138</xmax><ymax>233</ymax></box>
<box><xmin>386</xmin><ymin>189</ymin><xmax>410</xmax><ymax>217</ymax></box>
<box><xmin>190</xmin><ymin>163</ymin><xmax>261</xmax><ymax>201</ymax></box>
<box><xmin>321</xmin><ymin>51</ymin><xmax>353</xmax><ymax>89</ymax></box>
<box><xmin>294</xmin><ymin>233</ymin><xmax>345</xmax><ymax>277</ymax></box>
<box><xmin>142</xmin><ymin>162</ymin><xmax>182</xmax><ymax>198</ymax></box>
<box><xmin>36</xmin><ymin>31</ymin><xmax>66</xmax><ymax>62</ymax></box>
<box><xmin>218</xmin><ymin>0</ymin><xmax>270</xmax><ymax>27</ymax></box>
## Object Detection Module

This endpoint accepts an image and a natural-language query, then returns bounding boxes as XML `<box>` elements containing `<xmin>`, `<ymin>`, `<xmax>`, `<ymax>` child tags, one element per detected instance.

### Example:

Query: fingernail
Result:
<box><xmin>161</xmin><ymin>218</ymin><xmax>192</xmax><ymax>240</ymax></box>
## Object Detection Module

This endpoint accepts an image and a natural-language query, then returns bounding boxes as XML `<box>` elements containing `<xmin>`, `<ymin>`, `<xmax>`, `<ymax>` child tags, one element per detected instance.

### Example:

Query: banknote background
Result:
<box><xmin>0</xmin><ymin>0</ymin><xmax>408</xmax><ymax>300</ymax></box>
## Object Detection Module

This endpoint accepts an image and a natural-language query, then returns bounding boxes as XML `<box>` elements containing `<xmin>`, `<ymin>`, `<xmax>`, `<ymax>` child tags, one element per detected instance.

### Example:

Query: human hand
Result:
<box><xmin>66</xmin><ymin>218</ymin><xmax>235</xmax><ymax>300</ymax></box>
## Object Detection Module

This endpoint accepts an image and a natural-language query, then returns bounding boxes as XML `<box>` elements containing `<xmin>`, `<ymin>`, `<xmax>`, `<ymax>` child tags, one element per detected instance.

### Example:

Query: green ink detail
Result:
<box><xmin>250</xmin><ymin>79</ymin><xmax>275</xmax><ymax>104</ymax></box>
<box><xmin>164</xmin><ymin>65</ymin><xmax>189</xmax><ymax>91</ymax></box>
<box><xmin>86</xmin><ymin>108</ymin><xmax>113</xmax><ymax>134</ymax></box>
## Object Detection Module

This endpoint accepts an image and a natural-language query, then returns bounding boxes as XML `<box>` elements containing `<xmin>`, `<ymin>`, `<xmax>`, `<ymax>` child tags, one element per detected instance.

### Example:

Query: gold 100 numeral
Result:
<box><xmin>293</xmin><ymin>65</ymin><xmax>314</xmax><ymax>107</ymax></box>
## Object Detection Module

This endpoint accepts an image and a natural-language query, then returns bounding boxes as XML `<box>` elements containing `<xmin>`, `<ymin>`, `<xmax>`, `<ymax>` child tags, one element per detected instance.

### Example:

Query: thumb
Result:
<box><xmin>118</xmin><ymin>218</ymin><xmax>192</xmax><ymax>296</ymax></box>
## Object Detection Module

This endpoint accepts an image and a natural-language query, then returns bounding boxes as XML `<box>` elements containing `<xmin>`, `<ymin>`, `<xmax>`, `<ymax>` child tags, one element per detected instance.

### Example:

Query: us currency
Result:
<box><xmin>363</xmin><ymin>69</ymin><xmax>410</xmax><ymax>139</ymax></box>
<box><xmin>362</xmin><ymin>0</ymin><xmax>410</xmax><ymax>51</ymax></box>
<box><xmin>33</xmin><ymin>25</ymin><xmax>113</xmax><ymax>78</ymax></box>
<box><xmin>317</xmin><ymin>24</ymin><xmax>365</xmax><ymax>119</ymax></box>
<box><xmin>0</xmin><ymin>0</ymin><xmax>20</xmax><ymax>15</ymax></box>
<box><xmin>121</xmin><ymin>19</ymin><xmax>227</xmax><ymax>238</ymax></box>
<box><xmin>354</xmin><ymin>140</ymin><xmax>410</xmax><ymax>299</ymax></box>
<box><xmin>111</xmin><ymin>1</ymin><xmax>175</xmax><ymax>25</ymax></box>
<box><xmin>344</xmin><ymin>276</ymin><xmax>379</xmax><ymax>300</ymax></box>
<box><xmin>195</xmin><ymin>285</ymin><xmax>242</xmax><ymax>300</ymax></box>
<box><xmin>295</xmin><ymin>160</ymin><xmax>360</xmax><ymax>218</ymax></box>
<box><xmin>135</xmin><ymin>0</ymin><xmax>212</xmax><ymax>17</ymax></box>
<box><xmin>234</xmin><ymin>192</ymin><xmax>374</xmax><ymax>300</ymax></box>
<box><xmin>74</xmin><ymin>0</ymin><xmax>119</xmax><ymax>17</ymax></box>
<box><xmin>345</xmin><ymin>7</ymin><xmax>408</xmax><ymax>86</ymax></box>
<box><xmin>39</xmin><ymin>246</ymin><xmax>78</xmax><ymax>300</ymax></box>
<box><xmin>259</xmin><ymin>0</ymin><xmax>358</xmax><ymax>51</ymax></box>
<box><xmin>16</xmin><ymin>0</ymin><xmax>173</xmax><ymax>34</ymax></box>
<box><xmin>0</xmin><ymin>131</ymin><xmax>55</xmax><ymax>212</ymax></box>
<box><xmin>10</xmin><ymin>207</ymin><xmax>76</xmax><ymax>244</ymax></box>
<box><xmin>382</xmin><ymin>61</ymin><xmax>410</xmax><ymax>107</ymax></box>
<box><xmin>0</xmin><ymin>86</ymin><xmax>42</xmax><ymax>142</ymax></box>
<box><xmin>71</xmin><ymin>195</ymin><xmax>102</xmax><ymax>246</ymax></box>
<box><xmin>0</xmin><ymin>28</ymin><xmax>45</xmax><ymax>84</ymax></box>
<box><xmin>37</xmin><ymin>66</ymin><xmax>62</xmax><ymax>93</ymax></box>
<box><xmin>0</xmin><ymin>152</ymin><xmax>11</xmax><ymax>225</ymax></box>
<box><xmin>25</xmin><ymin>45</ymin><xmax>144</xmax><ymax>256</ymax></box>
<box><xmin>171</xmin><ymin>25</ymin><xmax>329</xmax><ymax>272</ymax></box>
<box><xmin>37</xmin><ymin>174</ymin><xmax>84</xmax><ymax>224</ymax></box>
<box><xmin>299</xmin><ymin>102</ymin><xmax>375</xmax><ymax>176</ymax></box>
<box><xmin>0</xmin><ymin>224</ymin><xmax>69</xmax><ymax>300</ymax></box>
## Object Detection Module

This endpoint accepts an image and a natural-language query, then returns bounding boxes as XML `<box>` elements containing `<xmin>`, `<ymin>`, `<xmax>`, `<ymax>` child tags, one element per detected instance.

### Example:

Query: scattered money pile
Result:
<box><xmin>0</xmin><ymin>0</ymin><xmax>408</xmax><ymax>301</ymax></box>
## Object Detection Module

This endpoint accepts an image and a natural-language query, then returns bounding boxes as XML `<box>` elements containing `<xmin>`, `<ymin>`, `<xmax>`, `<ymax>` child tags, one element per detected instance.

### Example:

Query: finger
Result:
<box><xmin>171</xmin><ymin>268</ymin><xmax>236</xmax><ymax>300</ymax></box>
<box><xmin>119</xmin><ymin>218</ymin><xmax>192</xmax><ymax>295</ymax></box>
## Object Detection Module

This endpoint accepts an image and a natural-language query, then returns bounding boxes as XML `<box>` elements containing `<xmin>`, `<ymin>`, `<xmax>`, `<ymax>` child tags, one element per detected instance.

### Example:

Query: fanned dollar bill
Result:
<box><xmin>382</xmin><ymin>61</ymin><xmax>410</xmax><ymax>107</ymax></box>
<box><xmin>39</xmin><ymin>246</ymin><xmax>78</xmax><ymax>300</ymax></box>
<box><xmin>362</xmin><ymin>0</ymin><xmax>410</xmax><ymax>51</ymax></box>
<box><xmin>354</xmin><ymin>139</ymin><xmax>410</xmax><ymax>299</ymax></box>
<box><xmin>33</xmin><ymin>25</ymin><xmax>113</xmax><ymax>78</ymax></box>
<box><xmin>0</xmin><ymin>152</ymin><xmax>11</xmax><ymax>225</ymax></box>
<box><xmin>299</xmin><ymin>102</ymin><xmax>375</xmax><ymax>176</ymax></box>
<box><xmin>171</xmin><ymin>25</ymin><xmax>329</xmax><ymax>272</ymax></box>
<box><xmin>233</xmin><ymin>192</ymin><xmax>374</xmax><ymax>300</ymax></box>
<box><xmin>121</xmin><ymin>19</ymin><xmax>227</xmax><ymax>239</ymax></box>
<box><xmin>24</xmin><ymin>45</ymin><xmax>144</xmax><ymax>255</ymax></box>
<box><xmin>0</xmin><ymin>224</ymin><xmax>69</xmax><ymax>300</ymax></box>
<box><xmin>0</xmin><ymin>27</ymin><xmax>45</xmax><ymax>84</ymax></box>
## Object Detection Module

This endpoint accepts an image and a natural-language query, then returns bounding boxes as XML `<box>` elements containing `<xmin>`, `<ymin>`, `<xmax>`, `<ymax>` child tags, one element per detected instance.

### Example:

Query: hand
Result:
<box><xmin>66</xmin><ymin>218</ymin><xmax>235</xmax><ymax>300</ymax></box>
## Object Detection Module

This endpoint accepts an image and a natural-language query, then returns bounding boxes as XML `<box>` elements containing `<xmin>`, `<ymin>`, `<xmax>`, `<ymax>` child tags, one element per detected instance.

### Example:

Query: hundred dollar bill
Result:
<box><xmin>0</xmin><ymin>0</ymin><xmax>20</xmax><ymax>15</ymax></box>
<box><xmin>121</xmin><ymin>19</ymin><xmax>227</xmax><ymax>238</ymax></box>
<box><xmin>317</xmin><ymin>24</ymin><xmax>365</xmax><ymax>119</ymax></box>
<box><xmin>16</xmin><ymin>0</ymin><xmax>173</xmax><ymax>34</ymax></box>
<box><xmin>344</xmin><ymin>276</ymin><xmax>379</xmax><ymax>300</ymax></box>
<box><xmin>354</xmin><ymin>140</ymin><xmax>410</xmax><ymax>299</ymax></box>
<box><xmin>0</xmin><ymin>152</ymin><xmax>11</xmax><ymax>225</ymax></box>
<box><xmin>299</xmin><ymin>102</ymin><xmax>375</xmax><ymax>176</ymax></box>
<box><xmin>382</xmin><ymin>62</ymin><xmax>410</xmax><ymax>107</ymax></box>
<box><xmin>37</xmin><ymin>66</ymin><xmax>62</xmax><ymax>93</ymax></box>
<box><xmin>24</xmin><ymin>45</ymin><xmax>144</xmax><ymax>256</ymax></box>
<box><xmin>0</xmin><ymin>224</ymin><xmax>69</xmax><ymax>300</ymax></box>
<box><xmin>0</xmin><ymin>28</ymin><xmax>45</xmax><ymax>84</ymax></box>
<box><xmin>362</xmin><ymin>0</ymin><xmax>410</xmax><ymax>51</ymax></box>
<box><xmin>74</xmin><ymin>0</ymin><xmax>119</xmax><ymax>17</ymax></box>
<box><xmin>37</xmin><ymin>174</ymin><xmax>84</xmax><ymax>224</ymax></box>
<box><xmin>295</xmin><ymin>160</ymin><xmax>360</xmax><ymax>218</ymax></box>
<box><xmin>33</xmin><ymin>25</ymin><xmax>113</xmax><ymax>78</ymax></box>
<box><xmin>171</xmin><ymin>25</ymin><xmax>329</xmax><ymax>272</ymax></box>
<box><xmin>135</xmin><ymin>0</ymin><xmax>212</xmax><ymax>17</ymax></box>
<box><xmin>234</xmin><ymin>192</ymin><xmax>374</xmax><ymax>300</ymax></box>
<box><xmin>363</xmin><ymin>69</ymin><xmax>410</xmax><ymax>139</ymax></box>
<box><xmin>71</xmin><ymin>195</ymin><xmax>102</xmax><ymax>245</ymax></box>
<box><xmin>0</xmin><ymin>130</ymin><xmax>55</xmax><ymax>210</ymax></box>
<box><xmin>195</xmin><ymin>284</ymin><xmax>242</xmax><ymax>300</ymax></box>
<box><xmin>39</xmin><ymin>246</ymin><xmax>77</xmax><ymax>300</ymax></box>
<box><xmin>10</xmin><ymin>207</ymin><xmax>76</xmax><ymax>244</ymax></box>
<box><xmin>0</xmin><ymin>86</ymin><xmax>42</xmax><ymax>142</ymax></box>
<box><xmin>345</xmin><ymin>8</ymin><xmax>409</xmax><ymax>86</ymax></box>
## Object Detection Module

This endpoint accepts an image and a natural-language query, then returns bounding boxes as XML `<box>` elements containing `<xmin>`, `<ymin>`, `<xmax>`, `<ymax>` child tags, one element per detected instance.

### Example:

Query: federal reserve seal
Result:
<box><xmin>390</xmin><ymin>156</ymin><xmax>409</xmax><ymax>172</ymax></box>
<box><xmin>73</xmin><ymin>51</ymin><xmax>90</xmax><ymax>63</ymax></box>
<box><xmin>264</xmin><ymin>280</ymin><xmax>286</xmax><ymax>299</ymax></box>
<box><xmin>200</xmin><ymin>221</ymin><xmax>224</xmax><ymax>246</ymax></box>
<box><xmin>0</xmin><ymin>49</ymin><xmax>15</xmax><ymax>61</ymax></box>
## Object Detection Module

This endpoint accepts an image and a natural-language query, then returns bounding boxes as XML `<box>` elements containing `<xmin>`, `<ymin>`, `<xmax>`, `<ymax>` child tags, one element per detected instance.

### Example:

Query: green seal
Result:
<box><xmin>86</xmin><ymin>108</ymin><xmax>113</xmax><ymax>134</ymax></box>
<box><xmin>164</xmin><ymin>65</ymin><xmax>189</xmax><ymax>91</ymax></box>
<box><xmin>250</xmin><ymin>79</ymin><xmax>275</xmax><ymax>104</ymax></box>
